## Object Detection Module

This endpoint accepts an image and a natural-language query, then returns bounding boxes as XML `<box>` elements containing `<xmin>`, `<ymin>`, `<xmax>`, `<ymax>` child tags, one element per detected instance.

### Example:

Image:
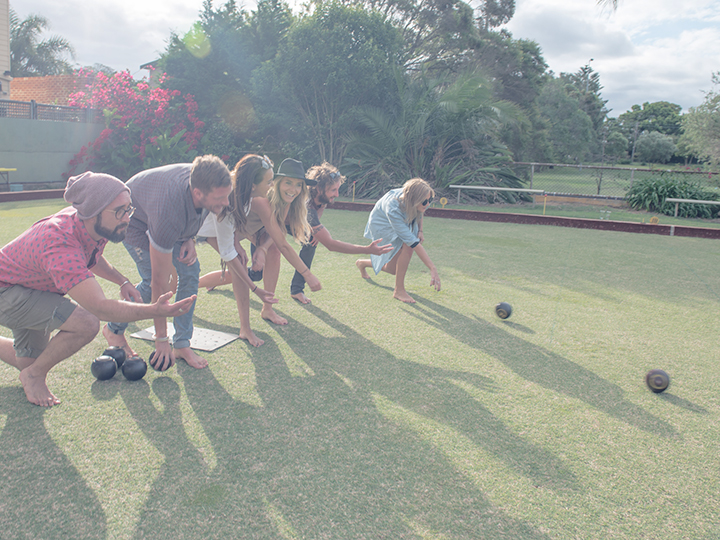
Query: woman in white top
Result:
<box><xmin>198</xmin><ymin>155</ymin><xmax>321</xmax><ymax>345</ymax></box>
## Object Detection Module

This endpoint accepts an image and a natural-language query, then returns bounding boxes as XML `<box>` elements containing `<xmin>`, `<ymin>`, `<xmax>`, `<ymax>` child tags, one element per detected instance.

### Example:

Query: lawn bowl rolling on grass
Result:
<box><xmin>3</xmin><ymin>198</ymin><xmax>720</xmax><ymax>539</ymax></box>
<box><xmin>646</xmin><ymin>368</ymin><xmax>670</xmax><ymax>393</ymax></box>
<box><xmin>495</xmin><ymin>301</ymin><xmax>513</xmax><ymax>319</ymax></box>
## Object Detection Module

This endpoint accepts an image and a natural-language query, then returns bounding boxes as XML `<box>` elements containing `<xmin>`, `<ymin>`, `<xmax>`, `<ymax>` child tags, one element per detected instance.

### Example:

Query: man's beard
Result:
<box><xmin>95</xmin><ymin>213</ymin><xmax>127</xmax><ymax>243</ymax></box>
<box><xmin>317</xmin><ymin>191</ymin><xmax>332</xmax><ymax>205</ymax></box>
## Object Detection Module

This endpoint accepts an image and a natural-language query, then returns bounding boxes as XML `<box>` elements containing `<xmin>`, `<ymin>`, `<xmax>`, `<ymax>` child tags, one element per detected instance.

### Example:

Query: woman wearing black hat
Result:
<box><xmin>198</xmin><ymin>156</ymin><xmax>321</xmax><ymax>342</ymax></box>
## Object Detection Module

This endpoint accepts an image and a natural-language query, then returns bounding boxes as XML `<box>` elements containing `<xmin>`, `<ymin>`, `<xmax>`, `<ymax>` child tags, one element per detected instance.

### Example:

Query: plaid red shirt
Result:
<box><xmin>0</xmin><ymin>207</ymin><xmax>107</xmax><ymax>294</ymax></box>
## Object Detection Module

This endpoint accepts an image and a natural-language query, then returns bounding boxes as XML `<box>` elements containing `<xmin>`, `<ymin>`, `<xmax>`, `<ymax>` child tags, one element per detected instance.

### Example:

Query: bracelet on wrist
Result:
<box><xmin>153</xmin><ymin>335</ymin><xmax>169</xmax><ymax>342</ymax></box>
<box><xmin>120</xmin><ymin>280</ymin><xmax>130</xmax><ymax>288</ymax></box>
<box><xmin>252</xmin><ymin>284</ymin><xmax>258</xmax><ymax>292</ymax></box>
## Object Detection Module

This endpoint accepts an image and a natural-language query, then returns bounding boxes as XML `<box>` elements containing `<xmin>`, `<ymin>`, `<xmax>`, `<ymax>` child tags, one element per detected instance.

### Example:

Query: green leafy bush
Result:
<box><xmin>625</xmin><ymin>173</ymin><xmax>720</xmax><ymax>218</ymax></box>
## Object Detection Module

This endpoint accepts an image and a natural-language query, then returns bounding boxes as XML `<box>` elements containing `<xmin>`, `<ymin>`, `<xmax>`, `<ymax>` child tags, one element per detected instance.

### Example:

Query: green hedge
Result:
<box><xmin>625</xmin><ymin>174</ymin><xmax>720</xmax><ymax>219</ymax></box>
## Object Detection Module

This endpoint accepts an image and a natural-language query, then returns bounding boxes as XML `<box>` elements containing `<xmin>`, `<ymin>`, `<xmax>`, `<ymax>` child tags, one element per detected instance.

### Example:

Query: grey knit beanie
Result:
<box><xmin>64</xmin><ymin>172</ymin><xmax>130</xmax><ymax>220</ymax></box>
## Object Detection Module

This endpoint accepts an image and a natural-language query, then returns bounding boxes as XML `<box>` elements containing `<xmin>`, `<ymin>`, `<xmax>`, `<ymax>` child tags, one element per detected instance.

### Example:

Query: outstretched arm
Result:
<box><xmin>412</xmin><ymin>243</ymin><xmax>441</xmax><ymax>291</ymax></box>
<box><xmin>313</xmin><ymin>226</ymin><xmax>393</xmax><ymax>256</ymax></box>
<box><xmin>254</xmin><ymin>198</ymin><xmax>322</xmax><ymax>292</ymax></box>
<box><xmin>67</xmin><ymin>277</ymin><xmax>195</xmax><ymax>322</ymax></box>
<box><xmin>91</xmin><ymin>254</ymin><xmax>143</xmax><ymax>302</ymax></box>
<box><xmin>224</xmin><ymin>255</ymin><xmax>278</xmax><ymax>304</ymax></box>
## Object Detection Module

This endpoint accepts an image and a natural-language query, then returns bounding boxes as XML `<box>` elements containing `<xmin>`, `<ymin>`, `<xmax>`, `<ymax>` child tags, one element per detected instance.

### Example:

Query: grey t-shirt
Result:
<box><xmin>125</xmin><ymin>163</ymin><xmax>207</xmax><ymax>253</ymax></box>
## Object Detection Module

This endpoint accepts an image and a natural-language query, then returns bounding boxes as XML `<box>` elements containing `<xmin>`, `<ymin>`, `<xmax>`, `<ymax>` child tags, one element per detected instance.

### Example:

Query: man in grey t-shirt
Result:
<box><xmin>105</xmin><ymin>155</ymin><xmax>232</xmax><ymax>371</ymax></box>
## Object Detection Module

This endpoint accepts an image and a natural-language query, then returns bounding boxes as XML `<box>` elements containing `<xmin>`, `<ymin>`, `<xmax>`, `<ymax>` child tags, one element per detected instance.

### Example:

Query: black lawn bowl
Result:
<box><xmin>102</xmin><ymin>346</ymin><xmax>126</xmax><ymax>370</ymax></box>
<box><xmin>122</xmin><ymin>356</ymin><xmax>147</xmax><ymax>381</ymax></box>
<box><xmin>646</xmin><ymin>369</ymin><xmax>670</xmax><ymax>393</ymax></box>
<box><xmin>495</xmin><ymin>302</ymin><xmax>513</xmax><ymax>320</ymax></box>
<box><xmin>91</xmin><ymin>355</ymin><xmax>117</xmax><ymax>381</ymax></box>
<box><xmin>149</xmin><ymin>350</ymin><xmax>171</xmax><ymax>372</ymax></box>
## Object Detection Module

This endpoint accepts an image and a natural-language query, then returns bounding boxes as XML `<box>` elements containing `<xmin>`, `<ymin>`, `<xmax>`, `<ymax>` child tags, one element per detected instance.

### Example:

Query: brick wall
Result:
<box><xmin>9</xmin><ymin>75</ymin><xmax>85</xmax><ymax>105</ymax></box>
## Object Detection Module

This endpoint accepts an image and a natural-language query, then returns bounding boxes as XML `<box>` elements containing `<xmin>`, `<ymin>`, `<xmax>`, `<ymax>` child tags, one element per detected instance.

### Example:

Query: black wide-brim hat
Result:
<box><xmin>274</xmin><ymin>158</ymin><xmax>317</xmax><ymax>186</ymax></box>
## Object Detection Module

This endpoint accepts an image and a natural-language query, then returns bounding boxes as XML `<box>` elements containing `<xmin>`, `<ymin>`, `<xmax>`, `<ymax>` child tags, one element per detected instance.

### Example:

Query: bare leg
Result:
<box><xmin>102</xmin><ymin>324</ymin><xmax>136</xmax><ymax>358</ymax></box>
<box><xmin>230</xmin><ymin>268</ymin><xmax>264</xmax><ymax>347</ymax></box>
<box><xmin>17</xmin><ymin>307</ymin><xmax>100</xmax><ymax>407</ymax></box>
<box><xmin>199</xmin><ymin>270</ymin><xmax>232</xmax><ymax>291</ymax></box>
<box><xmin>391</xmin><ymin>244</ymin><xmax>415</xmax><ymax>303</ymax></box>
<box><xmin>174</xmin><ymin>347</ymin><xmax>208</xmax><ymax>369</ymax></box>
<box><xmin>0</xmin><ymin>336</ymin><xmax>32</xmax><ymax>371</ymax></box>
<box><xmin>260</xmin><ymin>244</ymin><xmax>287</xmax><ymax>325</ymax></box>
<box><xmin>355</xmin><ymin>259</ymin><xmax>371</xmax><ymax>279</ymax></box>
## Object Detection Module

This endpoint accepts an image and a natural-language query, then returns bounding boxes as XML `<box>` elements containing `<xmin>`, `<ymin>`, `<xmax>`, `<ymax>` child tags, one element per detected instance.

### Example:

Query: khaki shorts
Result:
<box><xmin>0</xmin><ymin>285</ymin><xmax>77</xmax><ymax>359</ymax></box>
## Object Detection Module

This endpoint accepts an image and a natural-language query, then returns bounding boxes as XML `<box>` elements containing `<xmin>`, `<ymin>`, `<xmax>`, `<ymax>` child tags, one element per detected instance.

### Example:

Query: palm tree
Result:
<box><xmin>343</xmin><ymin>68</ymin><xmax>526</xmax><ymax>200</ymax></box>
<box><xmin>10</xmin><ymin>7</ymin><xmax>75</xmax><ymax>76</ymax></box>
<box><xmin>597</xmin><ymin>0</ymin><xmax>619</xmax><ymax>9</ymax></box>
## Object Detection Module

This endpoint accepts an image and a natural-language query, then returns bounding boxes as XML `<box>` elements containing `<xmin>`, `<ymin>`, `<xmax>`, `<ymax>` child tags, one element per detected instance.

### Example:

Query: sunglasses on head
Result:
<box><xmin>260</xmin><ymin>155</ymin><xmax>274</xmax><ymax>170</ymax></box>
<box><xmin>329</xmin><ymin>171</ymin><xmax>341</xmax><ymax>180</ymax></box>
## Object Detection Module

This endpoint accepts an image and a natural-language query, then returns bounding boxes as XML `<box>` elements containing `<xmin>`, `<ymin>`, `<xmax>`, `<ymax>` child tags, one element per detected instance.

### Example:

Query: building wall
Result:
<box><xmin>0</xmin><ymin>0</ymin><xmax>11</xmax><ymax>99</ymax></box>
<box><xmin>0</xmin><ymin>117</ymin><xmax>105</xmax><ymax>187</ymax></box>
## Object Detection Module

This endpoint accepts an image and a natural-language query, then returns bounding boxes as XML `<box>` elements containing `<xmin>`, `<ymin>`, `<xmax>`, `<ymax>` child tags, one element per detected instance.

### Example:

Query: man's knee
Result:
<box><xmin>62</xmin><ymin>307</ymin><xmax>100</xmax><ymax>343</ymax></box>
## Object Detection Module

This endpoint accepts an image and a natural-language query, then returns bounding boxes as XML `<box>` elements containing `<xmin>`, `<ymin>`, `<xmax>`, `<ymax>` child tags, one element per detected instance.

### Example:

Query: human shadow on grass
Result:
<box><xmin>0</xmin><ymin>388</ymin><xmax>106</xmax><ymax>539</ymax></box>
<box><xmin>294</xmin><ymin>306</ymin><xmax>578</xmax><ymax>493</ymax></box>
<box><xmin>408</xmin><ymin>297</ymin><xmax>679</xmax><ymax>439</ymax></box>
<box><xmin>118</xmin><ymin>377</ymin><xmax>260</xmax><ymax>539</ymax></box>
<box><xmin>121</xmin><ymin>336</ymin><xmax>552</xmax><ymax>538</ymax></box>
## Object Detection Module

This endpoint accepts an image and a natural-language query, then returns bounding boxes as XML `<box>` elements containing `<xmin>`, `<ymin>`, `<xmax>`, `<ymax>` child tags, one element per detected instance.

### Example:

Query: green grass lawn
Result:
<box><xmin>2</xmin><ymin>199</ymin><xmax>720</xmax><ymax>539</ymax></box>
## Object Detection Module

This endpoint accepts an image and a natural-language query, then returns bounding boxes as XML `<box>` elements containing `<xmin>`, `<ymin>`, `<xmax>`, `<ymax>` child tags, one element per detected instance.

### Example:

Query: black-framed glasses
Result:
<box><xmin>421</xmin><ymin>196</ymin><xmax>433</xmax><ymax>206</ymax></box>
<box><xmin>106</xmin><ymin>205</ymin><xmax>135</xmax><ymax>220</ymax></box>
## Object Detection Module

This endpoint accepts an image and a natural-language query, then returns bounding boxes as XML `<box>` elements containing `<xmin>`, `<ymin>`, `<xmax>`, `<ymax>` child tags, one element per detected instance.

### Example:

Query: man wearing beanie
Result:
<box><xmin>0</xmin><ymin>172</ymin><xmax>196</xmax><ymax>407</ymax></box>
<box><xmin>104</xmin><ymin>155</ymin><xmax>232</xmax><ymax>372</ymax></box>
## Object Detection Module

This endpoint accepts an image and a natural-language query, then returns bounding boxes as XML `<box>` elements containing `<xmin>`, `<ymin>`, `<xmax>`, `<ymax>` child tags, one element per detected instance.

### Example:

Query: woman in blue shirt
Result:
<box><xmin>356</xmin><ymin>178</ymin><xmax>441</xmax><ymax>303</ymax></box>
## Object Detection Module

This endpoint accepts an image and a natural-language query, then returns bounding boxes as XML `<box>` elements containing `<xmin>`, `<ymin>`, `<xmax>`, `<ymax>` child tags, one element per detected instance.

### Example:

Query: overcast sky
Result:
<box><xmin>13</xmin><ymin>0</ymin><xmax>720</xmax><ymax>117</ymax></box>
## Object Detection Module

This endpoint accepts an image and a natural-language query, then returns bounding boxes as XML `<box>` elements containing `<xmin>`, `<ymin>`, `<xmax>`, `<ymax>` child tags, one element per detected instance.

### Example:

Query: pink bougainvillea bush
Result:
<box><xmin>66</xmin><ymin>69</ymin><xmax>206</xmax><ymax>180</ymax></box>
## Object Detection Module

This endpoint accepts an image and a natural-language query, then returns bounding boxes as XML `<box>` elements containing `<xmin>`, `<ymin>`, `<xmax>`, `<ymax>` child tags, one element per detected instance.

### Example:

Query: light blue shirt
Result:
<box><xmin>364</xmin><ymin>188</ymin><xmax>420</xmax><ymax>274</ymax></box>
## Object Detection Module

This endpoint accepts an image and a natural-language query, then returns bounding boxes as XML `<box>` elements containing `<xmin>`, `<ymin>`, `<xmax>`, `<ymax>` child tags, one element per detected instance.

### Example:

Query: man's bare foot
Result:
<box><xmin>239</xmin><ymin>329</ymin><xmax>264</xmax><ymax>347</ymax></box>
<box><xmin>291</xmin><ymin>292</ymin><xmax>312</xmax><ymax>305</ymax></box>
<box><xmin>393</xmin><ymin>290</ymin><xmax>416</xmax><ymax>304</ymax></box>
<box><xmin>102</xmin><ymin>324</ymin><xmax>136</xmax><ymax>358</ymax></box>
<box><xmin>261</xmin><ymin>306</ymin><xmax>288</xmax><ymax>325</ymax></box>
<box><xmin>174</xmin><ymin>347</ymin><xmax>208</xmax><ymax>369</ymax></box>
<box><xmin>356</xmin><ymin>260</ymin><xmax>370</xmax><ymax>279</ymax></box>
<box><xmin>19</xmin><ymin>368</ymin><xmax>60</xmax><ymax>407</ymax></box>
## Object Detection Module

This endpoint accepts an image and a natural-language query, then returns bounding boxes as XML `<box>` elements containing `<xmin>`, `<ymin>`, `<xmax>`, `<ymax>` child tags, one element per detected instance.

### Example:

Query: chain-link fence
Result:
<box><xmin>511</xmin><ymin>162</ymin><xmax>719</xmax><ymax>199</ymax></box>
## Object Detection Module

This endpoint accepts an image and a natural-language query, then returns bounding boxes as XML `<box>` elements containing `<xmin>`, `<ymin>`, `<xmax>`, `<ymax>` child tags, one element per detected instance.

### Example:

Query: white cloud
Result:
<box><xmin>504</xmin><ymin>0</ymin><xmax>720</xmax><ymax>115</ymax></box>
<box><xmin>12</xmin><ymin>0</ymin><xmax>201</xmax><ymax>73</ymax></box>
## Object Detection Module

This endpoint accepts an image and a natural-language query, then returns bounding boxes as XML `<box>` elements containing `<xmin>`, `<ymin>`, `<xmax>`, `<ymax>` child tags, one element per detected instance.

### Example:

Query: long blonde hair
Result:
<box><xmin>266</xmin><ymin>178</ymin><xmax>312</xmax><ymax>243</ymax></box>
<box><xmin>399</xmin><ymin>178</ymin><xmax>434</xmax><ymax>224</ymax></box>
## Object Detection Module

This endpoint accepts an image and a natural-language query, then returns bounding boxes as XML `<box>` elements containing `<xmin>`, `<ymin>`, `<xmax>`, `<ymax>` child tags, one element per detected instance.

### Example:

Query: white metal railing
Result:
<box><xmin>665</xmin><ymin>198</ymin><xmax>720</xmax><ymax>217</ymax></box>
<box><xmin>449</xmin><ymin>184</ymin><xmax>545</xmax><ymax>204</ymax></box>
